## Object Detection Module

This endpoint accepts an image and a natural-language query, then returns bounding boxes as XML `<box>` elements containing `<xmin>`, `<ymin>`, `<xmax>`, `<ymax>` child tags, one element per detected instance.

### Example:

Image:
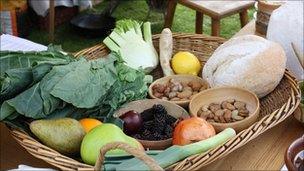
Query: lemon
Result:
<box><xmin>171</xmin><ymin>52</ymin><xmax>201</xmax><ymax>75</ymax></box>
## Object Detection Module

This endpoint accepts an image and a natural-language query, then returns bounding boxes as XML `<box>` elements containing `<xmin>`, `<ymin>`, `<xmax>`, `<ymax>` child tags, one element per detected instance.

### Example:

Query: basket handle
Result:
<box><xmin>94</xmin><ymin>142</ymin><xmax>163</xmax><ymax>171</ymax></box>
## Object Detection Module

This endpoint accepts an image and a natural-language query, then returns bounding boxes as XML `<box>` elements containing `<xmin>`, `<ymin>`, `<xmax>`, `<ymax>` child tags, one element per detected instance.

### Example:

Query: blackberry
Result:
<box><xmin>140</xmin><ymin>108</ymin><xmax>154</xmax><ymax>121</ymax></box>
<box><xmin>164</xmin><ymin>125</ymin><xmax>173</xmax><ymax>137</ymax></box>
<box><xmin>141</xmin><ymin>129</ymin><xmax>151</xmax><ymax>137</ymax></box>
<box><xmin>153</xmin><ymin>104</ymin><xmax>167</xmax><ymax>115</ymax></box>
<box><xmin>152</xmin><ymin>132</ymin><xmax>162</xmax><ymax>140</ymax></box>
<box><xmin>132</xmin><ymin>104</ymin><xmax>175</xmax><ymax>141</ymax></box>
<box><xmin>142</xmin><ymin>120</ymin><xmax>153</xmax><ymax>130</ymax></box>
<box><xmin>133</xmin><ymin>134</ymin><xmax>142</xmax><ymax>139</ymax></box>
<box><xmin>153</xmin><ymin>117</ymin><xmax>166</xmax><ymax>133</ymax></box>
<box><xmin>165</xmin><ymin>114</ymin><xmax>177</xmax><ymax>125</ymax></box>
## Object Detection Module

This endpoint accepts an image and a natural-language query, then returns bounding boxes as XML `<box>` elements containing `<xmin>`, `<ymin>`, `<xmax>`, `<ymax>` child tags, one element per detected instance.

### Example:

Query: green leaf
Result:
<box><xmin>0</xmin><ymin>68</ymin><xmax>32</xmax><ymax>102</ymax></box>
<box><xmin>0</xmin><ymin>47</ymin><xmax>74</xmax><ymax>103</ymax></box>
<box><xmin>50</xmin><ymin>57</ymin><xmax>117</xmax><ymax>108</ymax></box>
<box><xmin>1</xmin><ymin>83</ymin><xmax>46</xmax><ymax>120</ymax></box>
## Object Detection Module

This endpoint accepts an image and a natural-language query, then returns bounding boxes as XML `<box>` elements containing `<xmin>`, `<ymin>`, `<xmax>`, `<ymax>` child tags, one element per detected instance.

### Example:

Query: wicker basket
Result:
<box><xmin>7</xmin><ymin>33</ymin><xmax>301</xmax><ymax>170</ymax></box>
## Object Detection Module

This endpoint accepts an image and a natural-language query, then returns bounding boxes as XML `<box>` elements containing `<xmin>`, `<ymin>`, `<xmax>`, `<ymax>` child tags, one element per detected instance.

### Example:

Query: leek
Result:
<box><xmin>114</xmin><ymin>128</ymin><xmax>236</xmax><ymax>170</ymax></box>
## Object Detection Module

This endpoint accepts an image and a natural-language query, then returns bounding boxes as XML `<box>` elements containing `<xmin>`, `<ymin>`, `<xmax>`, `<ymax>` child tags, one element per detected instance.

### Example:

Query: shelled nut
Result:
<box><xmin>198</xmin><ymin>99</ymin><xmax>250</xmax><ymax>124</ymax></box>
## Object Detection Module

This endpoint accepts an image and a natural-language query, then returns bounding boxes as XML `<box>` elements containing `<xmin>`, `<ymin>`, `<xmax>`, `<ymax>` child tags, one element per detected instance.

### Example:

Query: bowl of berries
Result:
<box><xmin>114</xmin><ymin>99</ymin><xmax>189</xmax><ymax>150</ymax></box>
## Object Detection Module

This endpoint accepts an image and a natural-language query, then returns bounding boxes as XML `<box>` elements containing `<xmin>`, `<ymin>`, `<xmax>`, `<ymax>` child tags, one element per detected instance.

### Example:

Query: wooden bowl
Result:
<box><xmin>189</xmin><ymin>87</ymin><xmax>260</xmax><ymax>133</ymax></box>
<box><xmin>148</xmin><ymin>75</ymin><xmax>209</xmax><ymax>108</ymax></box>
<box><xmin>113</xmin><ymin>99</ymin><xmax>189</xmax><ymax>150</ymax></box>
<box><xmin>285</xmin><ymin>135</ymin><xmax>304</xmax><ymax>171</ymax></box>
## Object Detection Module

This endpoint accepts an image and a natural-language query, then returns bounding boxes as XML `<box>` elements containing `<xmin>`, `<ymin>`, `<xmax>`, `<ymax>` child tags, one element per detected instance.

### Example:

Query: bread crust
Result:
<box><xmin>203</xmin><ymin>35</ymin><xmax>286</xmax><ymax>98</ymax></box>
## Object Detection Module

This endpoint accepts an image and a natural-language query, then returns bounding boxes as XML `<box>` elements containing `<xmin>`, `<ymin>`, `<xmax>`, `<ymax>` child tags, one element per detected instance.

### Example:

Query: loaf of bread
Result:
<box><xmin>202</xmin><ymin>35</ymin><xmax>286</xmax><ymax>98</ymax></box>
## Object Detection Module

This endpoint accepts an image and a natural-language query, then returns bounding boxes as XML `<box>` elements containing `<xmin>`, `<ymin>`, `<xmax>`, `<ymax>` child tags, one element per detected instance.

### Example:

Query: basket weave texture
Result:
<box><xmin>8</xmin><ymin>33</ymin><xmax>301</xmax><ymax>170</ymax></box>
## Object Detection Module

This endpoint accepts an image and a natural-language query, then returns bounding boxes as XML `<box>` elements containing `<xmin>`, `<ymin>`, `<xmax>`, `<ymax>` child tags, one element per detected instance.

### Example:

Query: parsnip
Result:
<box><xmin>159</xmin><ymin>28</ymin><xmax>175</xmax><ymax>76</ymax></box>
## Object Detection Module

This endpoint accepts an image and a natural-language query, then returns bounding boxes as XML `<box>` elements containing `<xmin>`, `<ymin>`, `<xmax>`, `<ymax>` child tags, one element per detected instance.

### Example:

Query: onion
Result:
<box><xmin>119</xmin><ymin>110</ymin><xmax>143</xmax><ymax>135</ymax></box>
<box><xmin>173</xmin><ymin>117</ymin><xmax>216</xmax><ymax>145</ymax></box>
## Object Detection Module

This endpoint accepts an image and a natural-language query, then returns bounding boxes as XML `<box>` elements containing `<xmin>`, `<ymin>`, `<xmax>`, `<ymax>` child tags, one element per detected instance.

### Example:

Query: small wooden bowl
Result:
<box><xmin>189</xmin><ymin>87</ymin><xmax>260</xmax><ymax>133</ymax></box>
<box><xmin>113</xmin><ymin>99</ymin><xmax>189</xmax><ymax>150</ymax></box>
<box><xmin>285</xmin><ymin>135</ymin><xmax>304</xmax><ymax>171</ymax></box>
<box><xmin>149</xmin><ymin>75</ymin><xmax>209</xmax><ymax>108</ymax></box>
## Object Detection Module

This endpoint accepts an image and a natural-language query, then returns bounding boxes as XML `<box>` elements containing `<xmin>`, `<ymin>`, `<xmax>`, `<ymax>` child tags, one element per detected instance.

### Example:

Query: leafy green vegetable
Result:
<box><xmin>0</xmin><ymin>46</ymin><xmax>75</xmax><ymax>102</ymax></box>
<box><xmin>1</xmin><ymin>51</ymin><xmax>150</xmax><ymax>131</ymax></box>
<box><xmin>51</xmin><ymin>57</ymin><xmax>117</xmax><ymax>108</ymax></box>
<box><xmin>103</xmin><ymin>19</ymin><xmax>158</xmax><ymax>73</ymax></box>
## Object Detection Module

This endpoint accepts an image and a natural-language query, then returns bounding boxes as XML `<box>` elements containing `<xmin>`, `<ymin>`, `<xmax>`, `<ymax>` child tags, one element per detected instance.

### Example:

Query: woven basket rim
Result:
<box><xmin>6</xmin><ymin>33</ymin><xmax>301</xmax><ymax>171</ymax></box>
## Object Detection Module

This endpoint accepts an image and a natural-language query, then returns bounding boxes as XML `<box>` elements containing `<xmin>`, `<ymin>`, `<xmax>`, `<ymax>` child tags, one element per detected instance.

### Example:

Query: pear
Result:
<box><xmin>30</xmin><ymin>118</ymin><xmax>85</xmax><ymax>156</ymax></box>
<box><xmin>80</xmin><ymin>123</ymin><xmax>144</xmax><ymax>165</ymax></box>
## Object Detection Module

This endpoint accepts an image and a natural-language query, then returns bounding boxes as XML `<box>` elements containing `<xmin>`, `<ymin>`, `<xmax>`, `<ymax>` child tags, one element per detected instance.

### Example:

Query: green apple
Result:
<box><xmin>80</xmin><ymin>123</ymin><xmax>144</xmax><ymax>165</ymax></box>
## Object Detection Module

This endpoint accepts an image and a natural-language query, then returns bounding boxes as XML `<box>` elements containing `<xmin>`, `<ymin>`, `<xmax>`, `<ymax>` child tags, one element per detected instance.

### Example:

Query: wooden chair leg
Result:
<box><xmin>164</xmin><ymin>0</ymin><xmax>178</xmax><ymax>28</ymax></box>
<box><xmin>49</xmin><ymin>0</ymin><xmax>55</xmax><ymax>42</ymax></box>
<box><xmin>195</xmin><ymin>11</ymin><xmax>203</xmax><ymax>34</ymax></box>
<box><xmin>211</xmin><ymin>18</ymin><xmax>220</xmax><ymax>36</ymax></box>
<box><xmin>239</xmin><ymin>10</ymin><xmax>249</xmax><ymax>27</ymax></box>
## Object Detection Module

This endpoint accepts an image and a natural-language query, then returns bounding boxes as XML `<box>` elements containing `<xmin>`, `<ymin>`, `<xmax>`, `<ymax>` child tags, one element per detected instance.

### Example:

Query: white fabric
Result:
<box><xmin>29</xmin><ymin>0</ymin><xmax>92</xmax><ymax>16</ymax></box>
<box><xmin>8</xmin><ymin>165</ymin><xmax>57</xmax><ymax>171</ymax></box>
<box><xmin>0</xmin><ymin>34</ymin><xmax>47</xmax><ymax>51</ymax></box>
<box><xmin>267</xmin><ymin>1</ymin><xmax>304</xmax><ymax>80</ymax></box>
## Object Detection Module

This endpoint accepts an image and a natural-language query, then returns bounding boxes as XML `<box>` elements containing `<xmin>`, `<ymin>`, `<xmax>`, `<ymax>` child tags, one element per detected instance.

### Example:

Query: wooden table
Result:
<box><xmin>1</xmin><ymin>21</ymin><xmax>303</xmax><ymax>170</ymax></box>
<box><xmin>165</xmin><ymin>0</ymin><xmax>254</xmax><ymax>36</ymax></box>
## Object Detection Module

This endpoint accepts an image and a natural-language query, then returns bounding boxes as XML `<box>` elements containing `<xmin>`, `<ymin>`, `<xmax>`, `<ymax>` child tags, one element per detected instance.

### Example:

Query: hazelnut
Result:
<box><xmin>177</xmin><ymin>84</ymin><xmax>183</xmax><ymax>92</ymax></box>
<box><xmin>232</xmin><ymin>114</ymin><xmax>244</xmax><ymax>121</ymax></box>
<box><xmin>188</xmin><ymin>81</ymin><xmax>202</xmax><ymax>91</ymax></box>
<box><xmin>221</xmin><ymin>101</ymin><xmax>229</xmax><ymax>109</ymax></box>
<box><xmin>226</xmin><ymin>99</ymin><xmax>235</xmax><ymax>103</ymax></box>
<box><xmin>153</xmin><ymin>92</ymin><xmax>163</xmax><ymax>98</ymax></box>
<box><xmin>197</xmin><ymin>110</ymin><xmax>204</xmax><ymax>117</ymax></box>
<box><xmin>224</xmin><ymin>110</ymin><xmax>232</xmax><ymax>121</ymax></box>
<box><xmin>164</xmin><ymin>87</ymin><xmax>171</xmax><ymax>96</ymax></box>
<box><xmin>171</xmin><ymin>85</ymin><xmax>179</xmax><ymax>92</ymax></box>
<box><xmin>219</xmin><ymin>116</ymin><xmax>226</xmax><ymax>123</ymax></box>
<box><xmin>156</xmin><ymin>84</ymin><xmax>167</xmax><ymax>93</ymax></box>
<box><xmin>214</xmin><ymin>116</ymin><xmax>220</xmax><ymax>122</ymax></box>
<box><xmin>209</xmin><ymin>103</ymin><xmax>221</xmax><ymax>113</ymax></box>
<box><xmin>231</xmin><ymin>110</ymin><xmax>239</xmax><ymax>116</ymax></box>
<box><xmin>181</xmin><ymin>82</ymin><xmax>188</xmax><ymax>87</ymax></box>
<box><xmin>201</xmin><ymin>105</ymin><xmax>209</xmax><ymax>112</ymax></box>
<box><xmin>168</xmin><ymin>92</ymin><xmax>177</xmax><ymax>99</ymax></box>
<box><xmin>238</xmin><ymin>108</ymin><xmax>249</xmax><ymax>114</ymax></box>
<box><xmin>239</xmin><ymin>112</ymin><xmax>249</xmax><ymax>117</ymax></box>
<box><xmin>234</xmin><ymin>101</ymin><xmax>246</xmax><ymax>109</ymax></box>
<box><xmin>226</xmin><ymin>103</ymin><xmax>236</xmax><ymax>110</ymax></box>
<box><xmin>177</xmin><ymin>90</ymin><xmax>192</xmax><ymax>99</ymax></box>
<box><xmin>183</xmin><ymin>86</ymin><xmax>193</xmax><ymax>92</ymax></box>
<box><xmin>198</xmin><ymin>111</ymin><xmax>211</xmax><ymax>119</ymax></box>
<box><xmin>215</xmin><ymin>109</ymin><xmax>224</xmax><ymax>116</ymax></box>
<box><xmin>208</xmin><ymin>112</ymin><xmax>215</xmax><ymax>119</ymax></box>
<box><xmin>231</xmin><ymin>110</ymin><xmax>244</xmax><ymax>121</ymax></box>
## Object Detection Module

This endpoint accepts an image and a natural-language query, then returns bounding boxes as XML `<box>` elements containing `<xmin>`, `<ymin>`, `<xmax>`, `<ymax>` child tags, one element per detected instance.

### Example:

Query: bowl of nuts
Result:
<box><xmin>149</xmin><ymin>75</ymin><xmax>209</xmax><ymax>107</ymax></box>
<box><xmin>189</xmin><ymin>86</ymin><xmax>260</xmax><ymax>132</ymax></box>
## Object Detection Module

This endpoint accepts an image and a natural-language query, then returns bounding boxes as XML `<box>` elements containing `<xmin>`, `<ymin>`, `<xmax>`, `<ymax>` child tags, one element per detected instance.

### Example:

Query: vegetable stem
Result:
<box><xmin>103</xmin><ymin>37</ymin><xmax>120</xmax><ymax>52</ymax></box>
<box><xmin>143</xmin><ymin>22</ymin><xmax>152</xmax><ymax>44</ymax></box>
<box><xmin>109</xmin><ymin>31</ymin><xmax>126</xmax><ymax>47</ymax></box>
<box><xmin>182</xmin><ymin>128</ymin><xmax>236</xmax><ymax>156</ymax></box>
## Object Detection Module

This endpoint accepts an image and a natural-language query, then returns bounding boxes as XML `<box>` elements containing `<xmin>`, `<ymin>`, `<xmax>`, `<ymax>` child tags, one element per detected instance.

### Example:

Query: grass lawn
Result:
<box><xmin>27</xmin><ymin>0</ymin><xmax>254</xmax><ymax>52</ymax></box>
